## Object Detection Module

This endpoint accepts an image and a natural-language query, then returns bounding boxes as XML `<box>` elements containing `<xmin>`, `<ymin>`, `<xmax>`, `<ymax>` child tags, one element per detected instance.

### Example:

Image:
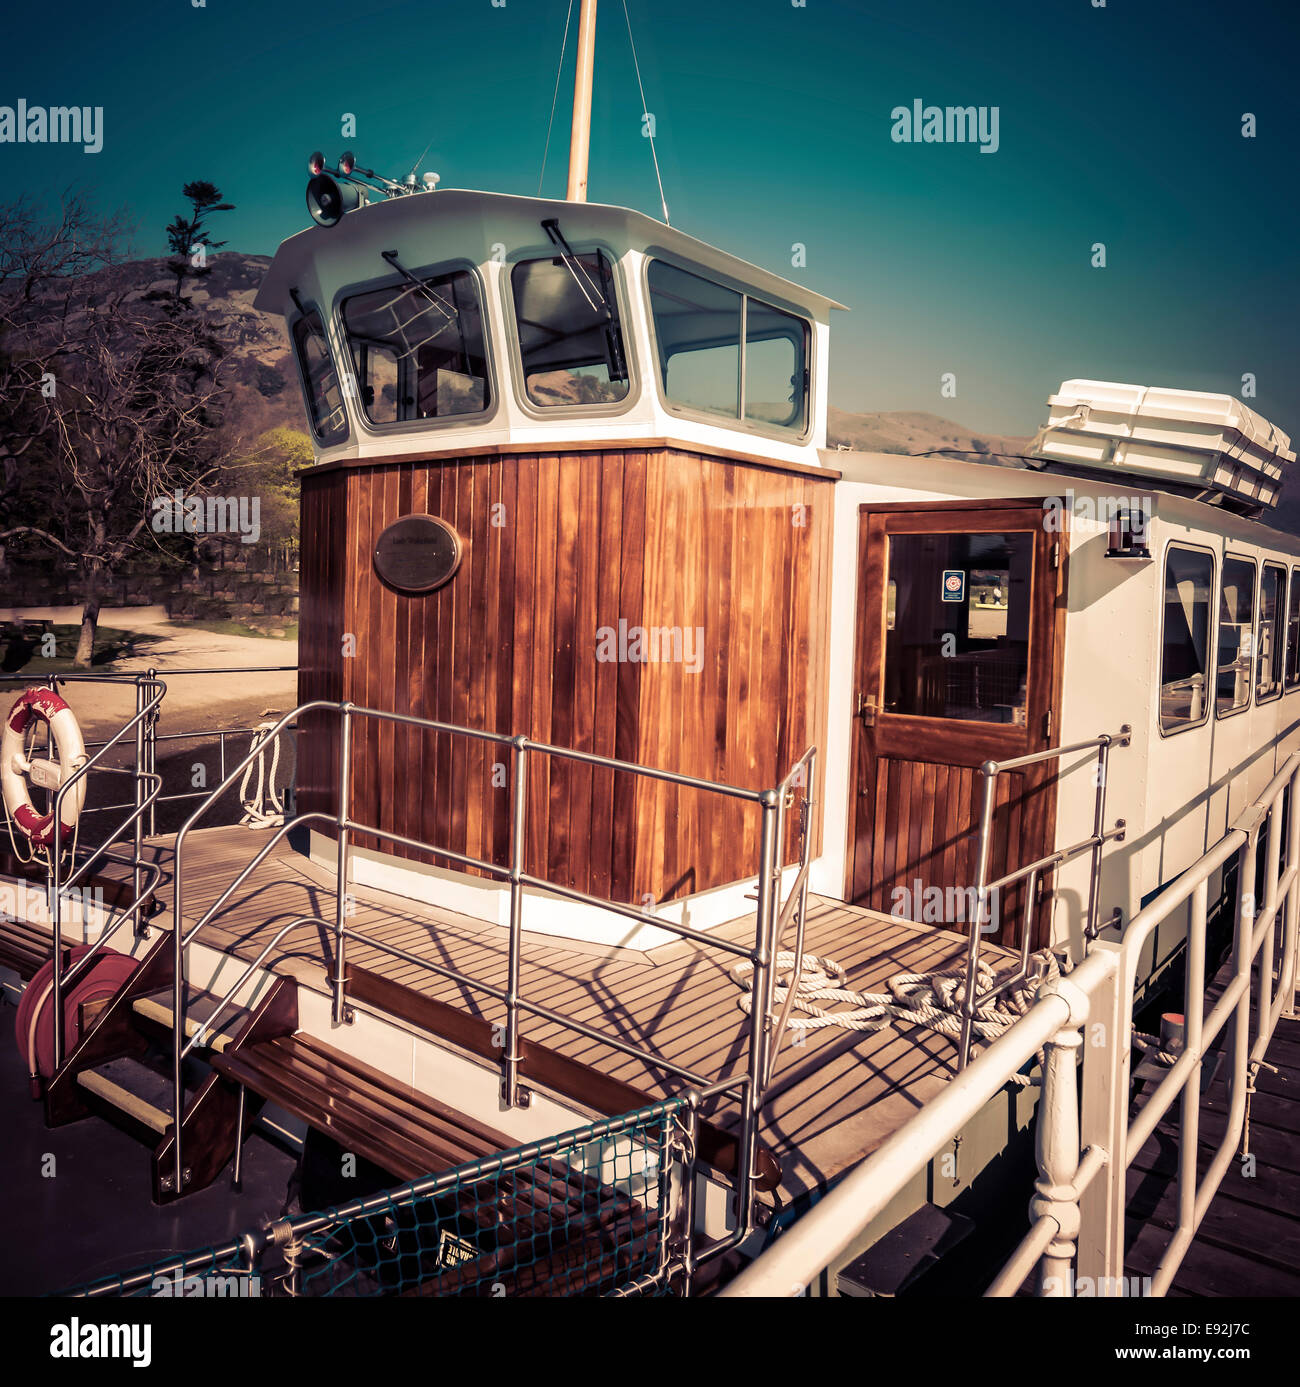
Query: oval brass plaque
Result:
<box><xmin>373</xmin><ymin>514</ymin><xmax>463</xmax><ymax>593</ymax></box>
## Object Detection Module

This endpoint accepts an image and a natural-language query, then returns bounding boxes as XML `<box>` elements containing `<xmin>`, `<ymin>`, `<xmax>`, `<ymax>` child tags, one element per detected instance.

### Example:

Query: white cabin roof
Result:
<box><xmin>254</xmin><ymin>187</ymin><xmax>848</xmax><ymax>322</ymax></box>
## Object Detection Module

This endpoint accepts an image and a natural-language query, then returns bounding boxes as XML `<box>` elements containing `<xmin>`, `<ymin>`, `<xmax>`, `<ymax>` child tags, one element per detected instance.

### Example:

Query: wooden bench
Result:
<box><xmin>0</xmin><ymin>918</ymin><xmax>53</xmax><ymax>980</ymax></box>
<box><xmin>213</xmin><ymin>1033</ymin><xmax>659</xmax><ymax>1290</ymax></box>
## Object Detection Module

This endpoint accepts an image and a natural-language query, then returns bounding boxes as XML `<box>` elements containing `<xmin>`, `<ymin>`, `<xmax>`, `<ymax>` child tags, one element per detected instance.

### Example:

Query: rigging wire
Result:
<box><xmin>620</xmin><ymin>0</ymin><xmax>670</xmax><ymax>225</ymax></box>
<box><xmin>538</xmin><ymin>0</ymin><xmax>577</xmax><ymax>195</ymax></box>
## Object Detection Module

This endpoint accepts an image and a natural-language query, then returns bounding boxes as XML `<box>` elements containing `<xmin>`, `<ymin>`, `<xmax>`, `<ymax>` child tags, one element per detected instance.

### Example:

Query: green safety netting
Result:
<box><xmin>60</xmin><ymin>1099</ymin><xmax>688</xmax><ymax>1299</ymax></box>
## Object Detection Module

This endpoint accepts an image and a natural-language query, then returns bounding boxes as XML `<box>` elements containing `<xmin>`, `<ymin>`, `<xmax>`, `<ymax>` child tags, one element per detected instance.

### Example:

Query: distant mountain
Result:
<box><xmin>827</xmin><ymin>407</ymin><xmax>1032</xmax><ymax>461</ymax></box>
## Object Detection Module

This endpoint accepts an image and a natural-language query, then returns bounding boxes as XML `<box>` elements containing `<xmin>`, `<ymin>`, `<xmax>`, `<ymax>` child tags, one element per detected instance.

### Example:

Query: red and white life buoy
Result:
<box><xmin>1</xmin><ymin>688</ymin><xmax>88</xmax><ymax>849</ymax></box>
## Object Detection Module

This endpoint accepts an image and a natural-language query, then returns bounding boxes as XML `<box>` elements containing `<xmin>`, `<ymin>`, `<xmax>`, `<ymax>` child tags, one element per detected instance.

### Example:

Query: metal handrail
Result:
<box><xmin>724</xmin><ymin>728</ymin><xmax>1300</xmax><ymax>1298</ymax></box>
<box><xmin>956</xmin><ymin>724</ymin><xmax>1132</xmax><ymax>1069</ymax></box>
<box><xmin>41</xmin><ymin>674</ymin><xmax>168</xmax><ymax>1067</ymax></box>
<box><xmin>165</xmin><ymin>694</ymin><xmax>816</xmax><ymax>1236</ymax></box>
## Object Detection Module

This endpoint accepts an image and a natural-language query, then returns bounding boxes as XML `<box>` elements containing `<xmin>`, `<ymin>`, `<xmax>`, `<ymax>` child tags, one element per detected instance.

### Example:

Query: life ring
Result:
<box><xmin>1</xmin><ymin>688</ymin><xmax>88</xmax><ymax>849</ymax></box>
<box><xmin>15</xmin><ymin>946</ymin><xmax>140</xmax><ymax>1098</ymax></box>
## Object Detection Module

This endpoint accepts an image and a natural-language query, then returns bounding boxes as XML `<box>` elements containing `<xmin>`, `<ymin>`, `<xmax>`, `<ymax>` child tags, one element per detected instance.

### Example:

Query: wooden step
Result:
<box><xmin>132</xmin><ymin>988</ymin><xmax>246</xmax><ymax>1054</ymax></box>
<box><xmin>76</xmin><ymin>1057</ymin><xmax>174</xmax><ymax>1145</ymax></box>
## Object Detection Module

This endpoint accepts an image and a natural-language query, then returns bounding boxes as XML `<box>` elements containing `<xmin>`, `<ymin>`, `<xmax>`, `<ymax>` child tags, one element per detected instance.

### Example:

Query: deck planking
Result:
<box><xmin>131</xmin><ymin>825</ymin><xmax>1020</xmax><ymax>1196</ymax></box>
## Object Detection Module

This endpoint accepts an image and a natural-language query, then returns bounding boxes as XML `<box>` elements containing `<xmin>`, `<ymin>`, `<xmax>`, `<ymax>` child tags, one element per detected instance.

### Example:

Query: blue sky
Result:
<box><xmin>3</xmin><ymin>0</ymin><xmax>1297</xmax><ymax>438</ymax></box>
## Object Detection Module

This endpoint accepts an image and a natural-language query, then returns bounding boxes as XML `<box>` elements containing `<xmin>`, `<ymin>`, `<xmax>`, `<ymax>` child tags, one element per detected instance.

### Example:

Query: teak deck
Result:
<box><xmin>137</xmin><ymin>825</ymin><xmax>1019</xmax><ymax>1197</ymax></box>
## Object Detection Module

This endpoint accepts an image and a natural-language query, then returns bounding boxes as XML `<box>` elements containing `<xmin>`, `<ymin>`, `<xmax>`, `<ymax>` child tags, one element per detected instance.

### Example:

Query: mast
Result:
<box><xmin>566</xmin><ymin>0</ymin><xmax>597</xmax><ymax>201</ymax></box>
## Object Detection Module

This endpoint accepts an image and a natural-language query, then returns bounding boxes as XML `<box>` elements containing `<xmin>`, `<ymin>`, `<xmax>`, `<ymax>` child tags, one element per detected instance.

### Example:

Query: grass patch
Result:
<box><xmin>168</xmin><ymin>618</ymin><xmax>298</xmax><ymax>641</ymax></box>
<box><xmin>0</xmin><ymin>624</ymin><xmax>167</xmax><ymax>676</ymax></box>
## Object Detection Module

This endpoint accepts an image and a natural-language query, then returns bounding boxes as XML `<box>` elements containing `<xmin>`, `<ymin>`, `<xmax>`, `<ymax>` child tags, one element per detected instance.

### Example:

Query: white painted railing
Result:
<box><xmin>723</xmin><ymin>744</ymin><xmax>1300</xmax><ymax>1298</ymax></box>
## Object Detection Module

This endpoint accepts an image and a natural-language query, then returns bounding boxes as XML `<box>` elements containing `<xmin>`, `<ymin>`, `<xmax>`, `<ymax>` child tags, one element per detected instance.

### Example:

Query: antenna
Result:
<box><xmin>566</xmin><ymin>0</ymin><xmax>597</xmax><ymax>202</ymax></box>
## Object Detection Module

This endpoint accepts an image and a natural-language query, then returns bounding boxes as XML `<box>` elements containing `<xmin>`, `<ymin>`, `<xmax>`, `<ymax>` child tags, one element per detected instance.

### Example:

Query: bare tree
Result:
<box><xmin>0</xmin><ymin>191</ymin><xmax>232</xmax><ymax>666</ymax></box>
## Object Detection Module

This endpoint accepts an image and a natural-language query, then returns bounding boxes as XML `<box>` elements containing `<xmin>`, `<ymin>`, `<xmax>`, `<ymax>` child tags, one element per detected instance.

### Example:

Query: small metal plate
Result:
<box><xmin>373</xmin><ymin>514</ymin><xmax>463</xmax><ymax>594</ymax></box>
<box><xmin>28</xmin><ymin>758</ymin><xmax>63</xmax><ymax>790</ymax></box>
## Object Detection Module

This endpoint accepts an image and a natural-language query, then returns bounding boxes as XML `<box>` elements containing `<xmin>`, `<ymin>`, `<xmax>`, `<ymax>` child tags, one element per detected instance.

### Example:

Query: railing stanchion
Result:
<box><xmin>51</xmin><ymin>769</ymin><xmax>65</xmax><ymax>1070</ymax></box>
<box><xmin>736</xmin><ymin>789</ymin><xmax>780</xmax><ymax>1240</ymax></box>
<box><xmin>503</xmin><ymin>737</ymin><xmax>529</xmax><ymax>1107</ymax></box>
<box><xmin>1075</xmin><ymin>939</ymin><xmax>1125</xmax><ymax>1290</ymax></box>
<box><xmin>1032</xmin><ymin>1021</ymin><xmax>1085</xmax><ymax>1295</ymax></box>
<box><xmin>332</xmin><ymin>704</ymin><xmax>354</xmax><ymax>1027</ymax></box>
<box><xmin>146</xmin><ymin>666</ymin><xmax>158</xmax><ymax>837</ymax></box>
<box><xmin>958</xmin><ymin>765</ymin><xmax>999</xmax><ymax>1070</ymax></box>
<box><xmin>1285</xmin><ymin>767</ymin><xmax>1300</xmax><ymax>1020</ymax></box>
<box><xmin>132</xmin><ymin>675</ymin><xmax>146</xmax><ymax>937</ymax></box>
<box><xmin>172</xmin><ymin>793</ymin><xmax>186</xmax><ymax>1194</ymax></box>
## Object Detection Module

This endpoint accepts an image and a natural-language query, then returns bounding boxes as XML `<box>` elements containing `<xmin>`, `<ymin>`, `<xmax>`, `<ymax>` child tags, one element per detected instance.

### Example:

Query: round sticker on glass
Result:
<box><xmin>373</xmin><ymin>514</ymin><xmax>463</xmax><ymax>593</ymax></box>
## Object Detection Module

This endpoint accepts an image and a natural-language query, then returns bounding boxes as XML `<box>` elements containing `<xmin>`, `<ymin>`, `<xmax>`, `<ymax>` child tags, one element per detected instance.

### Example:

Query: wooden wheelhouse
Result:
<box><xmin>256</xmin><ymin>189</ymin><xmax>845</xmax><ymax>943</ymax></box>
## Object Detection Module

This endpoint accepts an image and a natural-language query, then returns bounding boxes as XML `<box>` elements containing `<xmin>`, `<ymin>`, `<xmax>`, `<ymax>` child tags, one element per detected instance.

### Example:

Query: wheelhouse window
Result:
<box><xmin>883</xmin><ymin>531</ymin><xmax>1032</xmax><ymax>725</ymax></box>
<box><xmin>291</xmin><ymin>310</ymin><xmax>348</xmax><ymax>446</ymax></box>
<box><xmin>509</xmin><ymin>252</ymin><xmax>629</xmax><ymax>407</ymax></box>
<box><xmin>1257</xmin><ymin>564</ymin><xmax>1286</xmax><ymax>703</ymax></box>
<box><xmin>342</xmin><ymin>268</ymin><xmax>490</xmax><ymax>425</ymax></box>
<box><xmin>1159</xmin><ymin>546</ymin><xmax>1213</xmax><ymax>733</ymax></box>
<box><xmin>646</xmin><ymin>260</ymin><xmax>809</xmax><ymax>434</ymax></box>
<box><xmin>1216</xmin><ymin>555</ymin><xmax>1256</xmax><ymax>718</ymax></box>
<box><xmin>1288</xmin><ymin>568</ymin><xmax>1300</xmax><ymax>690</ymax></box>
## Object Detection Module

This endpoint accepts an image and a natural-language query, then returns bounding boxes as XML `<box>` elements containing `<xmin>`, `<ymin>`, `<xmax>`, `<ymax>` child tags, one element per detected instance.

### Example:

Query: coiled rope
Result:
<box><xmin>239</xmin><ymin>721</ymin><xmax>288</xmax><ymax>830</ymax></box>
<box><xmin>732</xmin><ymin>950</ymin><xmax>1064</xmax><ymax>1083</ymax></box>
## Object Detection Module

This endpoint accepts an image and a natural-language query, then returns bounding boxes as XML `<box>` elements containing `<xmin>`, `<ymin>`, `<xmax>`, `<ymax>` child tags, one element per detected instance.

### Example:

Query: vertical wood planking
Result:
<box><xmin>297</xmin><ymin>446</ymin><xmax>836</xmax><ymax>904</ymax></box>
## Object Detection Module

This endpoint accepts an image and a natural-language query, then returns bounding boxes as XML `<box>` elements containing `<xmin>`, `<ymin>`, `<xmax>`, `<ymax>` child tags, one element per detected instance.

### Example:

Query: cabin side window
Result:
<box><xmin>1288</xmin><ymin>568</ymin><xmax>1300</xmax><ymax>691</ymax></box>
<box><xmin>291</xmin><ymin>310</ymin><xmax>348</xmax><ymax>446</ymax></box>
<box><xmin>1159</xmin><ymin>546</ymin><xmax>1213</xmax><ymax>734</ymax></box>
<box><xmin>1257</xmin><ymin>563</ymin><xmax>1286</xmax><ymax>703</ymax></box>
<box><xmin>1215</xmin><ymin>555</ymin><xmax>1257</xmax><ymax>719</ymax></box>
<box><xmin>341</xmin><ymin>268</ymin><xmax>491</xmax><ymax>426</ymax></box>
<box><xmin>509</xmin><ymin>252</ymin><xmax>630</xmax><ymax>409</ymax></box>
<box><xmin>646</xmin><ymin>260</ymin><xmax>810</xmax><ymax>435</ymax></box>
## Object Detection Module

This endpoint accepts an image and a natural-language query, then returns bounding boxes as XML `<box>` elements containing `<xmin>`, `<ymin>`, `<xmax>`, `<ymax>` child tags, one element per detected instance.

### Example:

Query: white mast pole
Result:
<box><xmin>566</xmin><ymin>0</ymin><xmax>597</xmax><ymax>201</ymax></box>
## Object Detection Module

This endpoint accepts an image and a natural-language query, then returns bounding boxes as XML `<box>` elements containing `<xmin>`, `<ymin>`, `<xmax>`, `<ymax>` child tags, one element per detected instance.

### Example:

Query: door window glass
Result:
<box><xmin>883</xmin><ymin>532</ymin><xmax>1033</xmax><ymax>724</ymax></box>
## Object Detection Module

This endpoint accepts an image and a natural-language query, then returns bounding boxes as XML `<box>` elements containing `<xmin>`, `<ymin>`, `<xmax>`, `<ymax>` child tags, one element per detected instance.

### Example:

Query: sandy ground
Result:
<box><xmin>0</xmin><ymin>604</ymin><xmax>298</xmax><ymax>740</ymax></box>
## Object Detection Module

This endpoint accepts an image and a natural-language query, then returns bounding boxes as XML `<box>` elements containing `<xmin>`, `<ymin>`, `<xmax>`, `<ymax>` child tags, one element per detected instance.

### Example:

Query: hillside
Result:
<box><xmin>58</xmin><ymin>252</ymin><xmax>302</xmax><ymax>443</ymax></box>
<box><xmin>827</xmin><ymin>407</ymin><xmax>1032</xmax><ymax>461</ymax></box>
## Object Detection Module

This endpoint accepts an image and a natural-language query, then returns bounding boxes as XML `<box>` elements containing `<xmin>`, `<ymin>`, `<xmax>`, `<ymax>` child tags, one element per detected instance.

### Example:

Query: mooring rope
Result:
<box><xmin>238</xmin><ymin>721</ymin><xmax>286</xmax><ymax>830</ymax></box>
<box><xmin>732</xmin><ymin>949</ymin><xmax>1064</xmax><ymax>1083</ymax></box>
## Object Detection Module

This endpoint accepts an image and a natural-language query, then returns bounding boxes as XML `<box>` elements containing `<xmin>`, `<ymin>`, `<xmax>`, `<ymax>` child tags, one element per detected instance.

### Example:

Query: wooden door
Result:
<box><xmin>846</xmin><ymin>500</ymin><xmax>1067</xmax><ymax>947</ymax></box>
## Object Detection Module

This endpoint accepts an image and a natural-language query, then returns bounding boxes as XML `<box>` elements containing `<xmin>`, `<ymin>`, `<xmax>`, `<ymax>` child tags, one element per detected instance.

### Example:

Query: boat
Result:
<box><xmin>2</xmin><ymin>0</ymin><xmax>1298</xmax><ymax>1304</ymax></box>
